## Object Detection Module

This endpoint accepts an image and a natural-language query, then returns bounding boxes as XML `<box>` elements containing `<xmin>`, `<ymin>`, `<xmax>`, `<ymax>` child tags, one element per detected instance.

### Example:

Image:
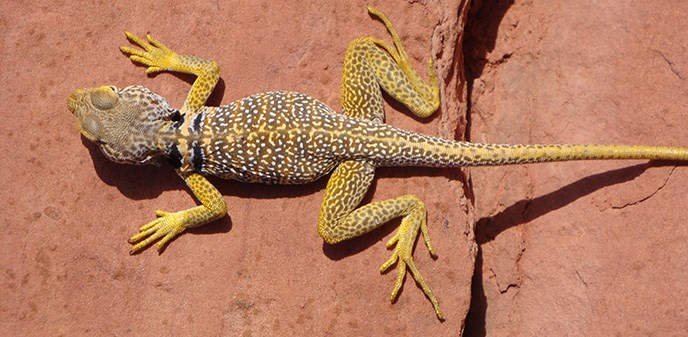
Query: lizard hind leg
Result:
<box><xmin>326</xmin><ymin>6</ymin><xmax>444</xmax><ymax>319</ymax></box>
<box><xmin>341</xmin><ymin>6</ymin><xmax>439</xmax><ymax>121</ymax></box>
<box><xmin>317</xmin><ymin>161</ymin><xmax>443</xmax><ymax>319</ymax></box>
<box><xmin>318</xmin><ymin>160</ymin><xmax>443</xmax><ymax>319</ymax></box>
<box><xmin>354</xmin><ymin>6</ymin><xmax>440</xmax><ymax>118</ymax></box>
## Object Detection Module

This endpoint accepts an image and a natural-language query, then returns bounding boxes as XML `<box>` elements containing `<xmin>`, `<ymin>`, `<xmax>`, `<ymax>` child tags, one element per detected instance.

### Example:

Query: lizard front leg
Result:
<box><xmin>119</xmin><ymin>33</ymin><xmax>226</xmax><ymax>253</ymax></box>
<box><xmin>129</xmin><ymin>172</ymin><xmax>227</xmax><ymax>254</ymax></box>
<box><xmin>120</xmin><ymin>32</ymin><xmax>220</xmax><ymax>113</ymax></box>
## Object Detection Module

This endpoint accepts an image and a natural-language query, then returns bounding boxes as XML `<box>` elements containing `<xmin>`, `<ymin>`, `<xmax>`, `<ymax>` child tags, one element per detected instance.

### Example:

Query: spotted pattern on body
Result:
<box><xmin>68</xmin><ymin>5</ymin><xmax>688</xmax><ymax>321</ymax></box>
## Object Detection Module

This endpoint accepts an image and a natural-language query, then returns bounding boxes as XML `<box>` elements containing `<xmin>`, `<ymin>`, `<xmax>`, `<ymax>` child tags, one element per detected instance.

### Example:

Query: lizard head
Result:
<box><xmin>69</xmin><ymin>85</ymin><xmax>178</xmax><ymax>165</ymax></box>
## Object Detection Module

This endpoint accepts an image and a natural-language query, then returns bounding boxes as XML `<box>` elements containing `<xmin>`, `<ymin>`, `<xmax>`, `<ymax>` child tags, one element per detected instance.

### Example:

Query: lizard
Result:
<box><xmin>67</xmin><ymin>6</ymin><xmax>688</xmax><ymax>320</ymax></box>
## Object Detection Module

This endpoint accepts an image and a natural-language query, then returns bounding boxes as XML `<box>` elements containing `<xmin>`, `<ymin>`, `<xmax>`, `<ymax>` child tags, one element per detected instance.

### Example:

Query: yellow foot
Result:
<box><xmin>380</xmin><ymin>202</ymin><xmax>443</xmax><ymax>320</ymax></box>
<box><xmin>129</xmin><ymin>210</ymin><xmax>188</xmax><ymax>254</ymax></box>
<box><xmin>120</xmin><ymin>32</ymin><xmax>178</xmax><ymax>74</ymax></box>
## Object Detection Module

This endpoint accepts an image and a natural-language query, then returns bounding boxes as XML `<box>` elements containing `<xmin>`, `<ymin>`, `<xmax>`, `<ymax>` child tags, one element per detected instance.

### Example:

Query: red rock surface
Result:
<box><xmin>4</xmin><ymin>0</ymin><xmax>688</xmax><ymax>335</ymax></box>
<box><xmin>464</xmin><ymin>0</ymin><xmax>688</xmax><ymax>336</ymax></box>
<box><xmin>1</xmin><ymin>0</ymin><xmax>473</xmax><ymax>335</ymax></box>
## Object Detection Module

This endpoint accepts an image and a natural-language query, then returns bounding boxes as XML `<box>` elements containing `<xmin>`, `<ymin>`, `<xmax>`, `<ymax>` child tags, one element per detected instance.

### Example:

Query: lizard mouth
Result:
<box><xmin>68</xmin><ymin>91</ymin><xmax>78</xmax><ymax>114</ymax></box>
<box><xmin>68</xmin><ymin>89</ymin><xmax>99</xmax><ymax>142</ymax></box>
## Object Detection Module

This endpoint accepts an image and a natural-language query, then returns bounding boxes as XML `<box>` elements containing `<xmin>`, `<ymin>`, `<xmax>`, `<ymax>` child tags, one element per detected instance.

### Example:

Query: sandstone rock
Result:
<box><xmin>464</xmin><ymin>1</ymin><xmax>688</xmax><ymax>335</ymax></box>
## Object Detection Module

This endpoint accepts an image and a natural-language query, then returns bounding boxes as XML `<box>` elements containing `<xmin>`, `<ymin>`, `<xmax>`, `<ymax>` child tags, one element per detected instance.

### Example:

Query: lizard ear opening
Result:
<box><xmin>91</xmin><ymin>86</ymin><xmax>120</xmax><ymax>110</ymax></box>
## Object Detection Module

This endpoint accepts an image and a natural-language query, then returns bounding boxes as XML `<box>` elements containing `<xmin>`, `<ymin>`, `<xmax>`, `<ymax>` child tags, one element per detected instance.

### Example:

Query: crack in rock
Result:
<box><xmin>499</xmin><ymin>283</ymin><xmax>520</xmax><ymax>294</ymax></box>
<box><xmin>655</xmin><ymin>50</ymin><xmax>686</xmax><ymax>81</ymax></box>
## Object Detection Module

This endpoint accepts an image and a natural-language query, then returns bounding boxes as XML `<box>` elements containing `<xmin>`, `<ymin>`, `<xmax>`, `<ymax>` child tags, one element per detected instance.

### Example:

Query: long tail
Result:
<box><xmin>371</xmin><ymin>127</ymin><xmax>688</xmax><ymax>166</ymax></box>
<box><xmin>355</xmin><ymin>122</ymin><xmax>688</xmax><ymax>166</ymax></box>
<box><xmin>452</xmin><ymin>143</ymin><xmax>688</xmax><ymax>166</ymax></box>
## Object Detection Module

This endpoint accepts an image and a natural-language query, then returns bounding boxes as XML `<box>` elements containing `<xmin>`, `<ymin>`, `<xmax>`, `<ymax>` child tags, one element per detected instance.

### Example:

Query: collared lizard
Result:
<box><xmin>68</xmin><ymin>6</ymin><xmax>688</xmax><ymax>320</ymax></box>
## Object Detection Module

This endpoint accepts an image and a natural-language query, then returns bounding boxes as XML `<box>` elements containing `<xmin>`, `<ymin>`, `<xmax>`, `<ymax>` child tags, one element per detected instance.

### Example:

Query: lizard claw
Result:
<box><xmin>129</xmin><ymin>210</ymin><xmax>187</xmax><ymax>254</ymax></box>
<box><xmin>379</xmin><ymin>203</ymin><xmax>443</xmax><ymax>320</ymax></box>
<box><xmin>120</xmin><ymin>31</ymin><xmax>178</xmax><ymax>74</ymax></box>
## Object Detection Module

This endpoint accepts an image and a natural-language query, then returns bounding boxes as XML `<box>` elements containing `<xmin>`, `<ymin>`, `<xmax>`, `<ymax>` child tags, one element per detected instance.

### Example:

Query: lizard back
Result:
<box><xmin>172</xmin><ymin>90</ymin><xmax>477</xmax><ymax>184</ymax></box>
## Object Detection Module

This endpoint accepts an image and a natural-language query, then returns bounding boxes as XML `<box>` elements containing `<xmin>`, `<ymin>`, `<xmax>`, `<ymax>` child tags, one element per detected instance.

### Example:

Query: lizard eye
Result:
<box><xmin>91</xmin><ymin>86</ymin><xmax>120</xmax><ymax>110</ymax></box>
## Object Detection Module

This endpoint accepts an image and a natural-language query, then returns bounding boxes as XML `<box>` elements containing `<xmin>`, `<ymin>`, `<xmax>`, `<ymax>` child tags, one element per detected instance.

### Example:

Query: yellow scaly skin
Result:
<box><xmin>68</xmin><ymin>6</ymin><xmax>688</xmax><ymax>320</ymax></box>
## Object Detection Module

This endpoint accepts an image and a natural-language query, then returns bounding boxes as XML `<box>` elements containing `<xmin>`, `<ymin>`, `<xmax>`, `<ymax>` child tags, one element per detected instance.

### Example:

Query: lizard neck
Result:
<box><xmin>157</xmin><ymin>109</ymin><xmax>208</xmax><ymax>171</ymax></box>
<box><xmin>157</xmin><ymin>120</ymin><xmax>182</xmax><ymax>168</ymax></box>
